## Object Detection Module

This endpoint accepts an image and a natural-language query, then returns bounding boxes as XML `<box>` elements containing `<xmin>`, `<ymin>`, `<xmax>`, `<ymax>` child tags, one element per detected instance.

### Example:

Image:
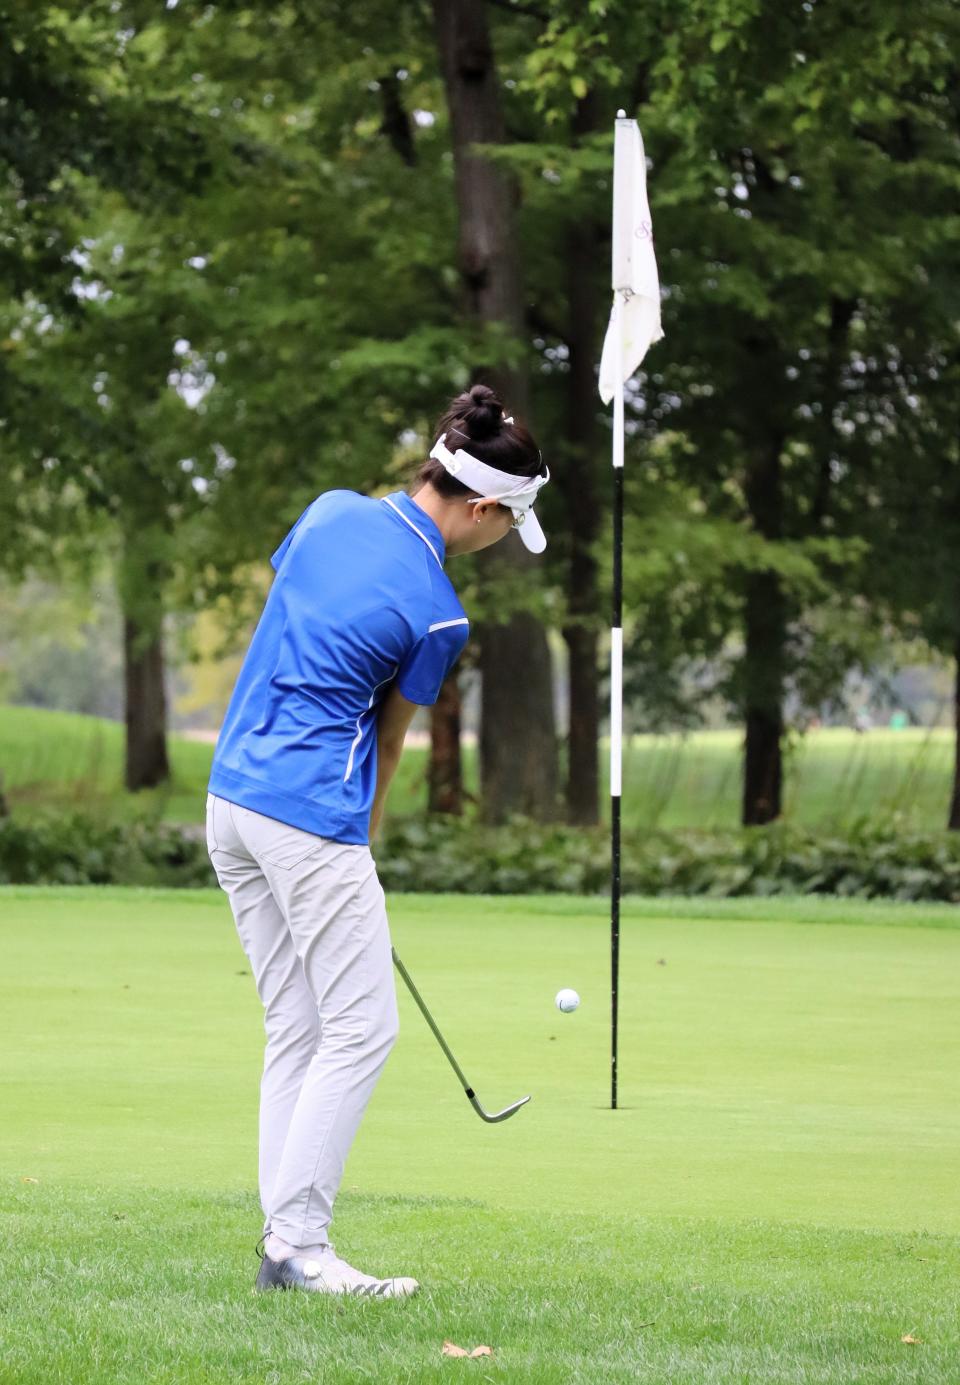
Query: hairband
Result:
<box><xmin>429</xmin><ymin>434</ymin><xmax>549</xmax><ymax>510</ymax></box>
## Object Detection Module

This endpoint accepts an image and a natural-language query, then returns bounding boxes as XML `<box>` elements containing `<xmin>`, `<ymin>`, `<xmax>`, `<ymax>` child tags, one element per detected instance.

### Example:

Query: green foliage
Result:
<box><xmin>382</xmin><ymin>817</ymin><xmax>960</xmax><ymax>901</ymax></box>
<box><xmin>0</xmin><ymin>811</ymin><xmax>213</xmax><ymax>887</ymax></box>
<box><xmin>0</xmin><ymin>577</ymin><xmax>124</xmax><ymax>717</ymax></box>
<box><xmin>525</xmin><ymin>0</ymin><xmax>960</xmax><ymax>731</ymax></box>
<box><xmin>7</xmin><ymin>810</ymin><xmax>960</xmax><ymax>900</ymax></box>
<box><xmin>0</xmin><ymin>2</ymin><xmax>232</xmax><ymax>585</ymax></box>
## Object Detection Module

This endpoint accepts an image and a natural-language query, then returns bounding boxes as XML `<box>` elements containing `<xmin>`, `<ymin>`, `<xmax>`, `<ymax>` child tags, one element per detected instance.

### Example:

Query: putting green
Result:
<box><xmin>2</xmin><ymin>888</ymin><xmax>958</xmax><ymax>1238</ymax></box>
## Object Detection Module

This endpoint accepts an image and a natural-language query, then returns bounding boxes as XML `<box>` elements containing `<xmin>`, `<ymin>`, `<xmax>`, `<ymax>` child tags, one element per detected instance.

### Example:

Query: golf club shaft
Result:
<box><xmin>390</xmin><ymin>946</ymin><xmax>475</xmax><ymax>1097</ymax></box>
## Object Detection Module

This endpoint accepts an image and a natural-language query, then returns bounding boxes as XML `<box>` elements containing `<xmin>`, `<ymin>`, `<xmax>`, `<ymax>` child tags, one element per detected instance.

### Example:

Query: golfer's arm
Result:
<box><xmin>370</xmin><ymin>685</ymin><xmax>420</xmax><ymax>841</ymax></box>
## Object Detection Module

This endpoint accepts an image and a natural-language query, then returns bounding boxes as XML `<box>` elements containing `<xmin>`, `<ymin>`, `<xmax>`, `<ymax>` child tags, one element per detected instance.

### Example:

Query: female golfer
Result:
<box><xmin>205</xmin><ymin>384</ymin><xmax>548</xmax><ymax>1297</ymax></box>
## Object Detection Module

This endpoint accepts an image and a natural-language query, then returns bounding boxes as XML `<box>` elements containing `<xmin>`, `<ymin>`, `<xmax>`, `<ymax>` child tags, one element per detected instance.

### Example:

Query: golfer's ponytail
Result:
<box><xmin>413</xmin><ymin>383</ymin><xmax>544</xmax><ymax>500</ymax></box>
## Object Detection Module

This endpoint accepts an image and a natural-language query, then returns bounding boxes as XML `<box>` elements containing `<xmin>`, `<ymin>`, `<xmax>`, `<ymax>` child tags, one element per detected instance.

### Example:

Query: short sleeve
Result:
<box><xmin>396</xmin><ymin>618</ymin><xmax>470</xmax><ymax>706</ymax></box>
<box><xmin>270</xmin><ymin>502</ymin><xmax>314</xmax><ymax>572</ymax></box>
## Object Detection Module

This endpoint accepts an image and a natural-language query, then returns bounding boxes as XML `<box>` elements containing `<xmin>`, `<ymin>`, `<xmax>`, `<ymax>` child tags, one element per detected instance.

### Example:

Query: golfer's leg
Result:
<box><xmin>265</xmin><ymin>843</ymin><xmax>398</xmax><ymax>1249</ymax></box>
<box><xmin>206</xmin><ymin>795</ymin><xmax>319</xmax><ymax>1228</ymax></box>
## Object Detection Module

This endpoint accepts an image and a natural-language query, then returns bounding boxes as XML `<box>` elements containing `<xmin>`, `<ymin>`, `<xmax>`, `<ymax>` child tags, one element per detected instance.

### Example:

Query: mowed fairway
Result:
<box><xmin>2</xmin><ymin>888</ymin><xmax>959</xmax><ymax>1382</ymax></box>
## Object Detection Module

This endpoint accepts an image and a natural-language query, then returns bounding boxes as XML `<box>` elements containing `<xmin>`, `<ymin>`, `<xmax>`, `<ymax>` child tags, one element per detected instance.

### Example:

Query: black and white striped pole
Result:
<box><xmin>610</xmin><ymin>280</ymin><xmax>625</xmax><ymax>1112</ymax></box>
<box><xmin>600</xmin><ymin>111</ymin><xmax>664</xmax><ymax>1111</ymax></box>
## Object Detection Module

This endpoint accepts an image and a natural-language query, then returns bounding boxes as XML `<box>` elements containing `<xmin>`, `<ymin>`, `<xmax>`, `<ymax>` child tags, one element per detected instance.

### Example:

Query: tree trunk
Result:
<box><xmin>564</xmin><ymin>622</ymin><xmax>599</xmax><ymax>823</ymax></box>
<box><xmin>119</xmin><ymin>521</ymin><xmax>171</xmax><ymax>792</ymax></box>
<box><xmin>949</xmin><ymin>639</ymin><xmax>960</xmax><ymax>830</ymax></box>
<box><xmin>559</xmin><ymin>94</ymin><xmax>604</xmax><ymax>825</ymax></box>
<box><xmin>123</xmin><ymin>611</ymin><xmax>170</xmax><ymax>791</ymax></box>
<box><xmin>432</xmin><ymin>0</ymin><xmax>559</xmax><ymax>824</ymax></box>
<box><xmin>478</xmin><ymin>601</ymin><xmax>557</xmax><ymax>820</ymax></box>
<box><xmin>742</xmin><ymin>439</ymin><xmax>785</xmax><ymax>826</ymax></box>
<box><xmin>428</xmin><ymin>671</ymin><xmax>463</xmax><ymax>815</ymax></box>
<box><xmin>431</xmin><ymin>0</ymin><xmax>523</xmax><ymax>334</ymax></box>
<box><xmin>742</xmin><ymin>572</ymin><xmax>785</xmax><ymax>824</ymax></box>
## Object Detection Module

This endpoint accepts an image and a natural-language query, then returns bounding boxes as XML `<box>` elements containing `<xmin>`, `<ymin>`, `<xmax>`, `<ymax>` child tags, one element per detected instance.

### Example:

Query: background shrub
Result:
<box><xmin>4</xmin><ymin>812</ymin><xmax>960</xmax><ymax>900</ymax></box>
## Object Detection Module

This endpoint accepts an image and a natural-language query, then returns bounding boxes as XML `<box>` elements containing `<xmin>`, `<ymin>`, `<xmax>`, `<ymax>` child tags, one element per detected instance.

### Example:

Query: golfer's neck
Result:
<box><xmin>409</xmin><ymin>485</ymin><xmax>458</xmax><ymax>549</ymax></box>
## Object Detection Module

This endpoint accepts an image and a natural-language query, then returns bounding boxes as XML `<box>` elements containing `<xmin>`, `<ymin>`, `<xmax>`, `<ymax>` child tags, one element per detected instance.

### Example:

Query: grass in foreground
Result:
<box><xmin>2</xmin><ymin>889</ymin><xmax>959</xmax><ymax>1382</ymax></box>
<box><xmin>2</xmin><ymin>1183</ymin><xmax>957</xmax><ymax>1384</ymax></box>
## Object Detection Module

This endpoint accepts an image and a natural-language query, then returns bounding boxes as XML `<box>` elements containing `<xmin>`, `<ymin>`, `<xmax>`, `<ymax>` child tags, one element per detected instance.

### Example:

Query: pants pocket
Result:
<box><xmin>205</xmin><ymin>793</ymin><xmax>219</xmax><ymax>853</ymax></box>
<box><xmin>233</xmin><ymin>804</ymin><xmax>325</xmax><ymax>870</ymax></box>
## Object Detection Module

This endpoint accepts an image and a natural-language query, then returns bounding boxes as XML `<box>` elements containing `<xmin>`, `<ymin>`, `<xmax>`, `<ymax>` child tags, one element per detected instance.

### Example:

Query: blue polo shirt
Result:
<box><xmin>208</xmin><ymin>489</ymin><xmax>469</xmax><ymax>844</ymax></box>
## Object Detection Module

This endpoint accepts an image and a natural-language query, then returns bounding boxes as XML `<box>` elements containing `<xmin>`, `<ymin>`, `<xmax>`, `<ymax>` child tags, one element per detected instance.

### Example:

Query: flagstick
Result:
<box><xmin>605</xmin><ymin>107</ymin><xmax>662</xmax><ymax>1112</ymax></box>
<box><xmin>611</xmin><ymin>289</ymin><xmax>625</xmax><ymax>1112</ymax></box>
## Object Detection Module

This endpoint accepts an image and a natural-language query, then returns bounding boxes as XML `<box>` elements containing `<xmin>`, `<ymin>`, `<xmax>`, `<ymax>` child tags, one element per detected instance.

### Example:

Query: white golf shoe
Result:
<box><xmin>255</xmin><ymin>1235</ymin><xmax>419</xmax><ymax>1298</ymax></box>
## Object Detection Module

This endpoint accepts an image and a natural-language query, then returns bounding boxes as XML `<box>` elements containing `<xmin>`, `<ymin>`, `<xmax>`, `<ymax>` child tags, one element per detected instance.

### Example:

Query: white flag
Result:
<box><xmin>598</xmin><ymin>117</ymin><xmax>663</xmax><ymax>405</ymax></box>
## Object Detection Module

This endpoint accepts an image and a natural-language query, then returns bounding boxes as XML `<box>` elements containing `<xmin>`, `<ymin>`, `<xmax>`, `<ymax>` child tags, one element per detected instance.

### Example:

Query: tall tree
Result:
<box><xmin>0</xmin><ymin>1</ymin><xmax>220</xmax><ymax>791</ymax></box>
<box><xmin>527</xmin><ymin>0</ymin><xmax>960</xmax><ymax>825</ymax></box>
<box><xmin>6</xmin><ymin>1</ymin><xmax>476</xmax><ymax>791</ymax></box>
<box><xmin>556</xmin><ymin>91</ymin><xmax>605</xmax><ymax>826</ymax></box>
<box><xmin>859</xmin><ymin>349</ymin><xmax>960</xmax><ymax>826</ymax></box>
<box><xmin>432</xmin><ymin>0</ymin><xmax>559</xmax><ymax>823</ymax></box>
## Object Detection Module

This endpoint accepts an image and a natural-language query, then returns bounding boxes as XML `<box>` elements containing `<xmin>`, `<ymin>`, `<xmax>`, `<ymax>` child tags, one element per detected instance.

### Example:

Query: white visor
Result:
<box><xmin>429</xmin><ymin>433</ymin><xmax>549</xmax><ymax>553</ymax></box>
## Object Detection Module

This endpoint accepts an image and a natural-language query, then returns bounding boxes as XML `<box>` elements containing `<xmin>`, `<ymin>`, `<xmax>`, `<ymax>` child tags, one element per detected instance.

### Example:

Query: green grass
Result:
<box><xmin>621</xmin><ymin>725</ymin><xmax>957</xmax><ymax>831</ymax></box>
<box><xmin>0</xmin><ymin>706</ymin><xmax>215</xmax><ymax>825</ymax></box>
<box><xmin>2</xmin><ymin>889</ymin><xmax>959</xmax><ymax>1382</ymax></box>
<box><xmin>0</xmin><ymin>705</ymin><xmax>434</xmax><ymax>828</ymax></box>
<box><xmin>1</xmin><ymin>703</ymin><xmax>957</xmax><ymax>831</ymax></box>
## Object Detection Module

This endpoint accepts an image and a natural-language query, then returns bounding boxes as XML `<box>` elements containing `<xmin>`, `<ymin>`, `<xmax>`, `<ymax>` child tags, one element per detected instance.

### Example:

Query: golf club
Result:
<box><xmin>391</xmin><ymin>946</ymin><xmax>531</xmax><ymax>1124</ymax></box>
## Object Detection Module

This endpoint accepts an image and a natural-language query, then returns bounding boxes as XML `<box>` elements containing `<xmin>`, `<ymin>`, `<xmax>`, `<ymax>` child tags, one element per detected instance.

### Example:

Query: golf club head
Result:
<box><xmin>467</xmin><ymin>1092</ymin><xmax>531</xmax><ymax>1124</ymax></box>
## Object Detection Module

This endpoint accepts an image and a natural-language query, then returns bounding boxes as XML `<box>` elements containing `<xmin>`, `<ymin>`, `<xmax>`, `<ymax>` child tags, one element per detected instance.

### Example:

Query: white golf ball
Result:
<box><xmin>555</xmin><ymin>988</ymin><xmax>580</xmax><ymax>1013</ymax></box>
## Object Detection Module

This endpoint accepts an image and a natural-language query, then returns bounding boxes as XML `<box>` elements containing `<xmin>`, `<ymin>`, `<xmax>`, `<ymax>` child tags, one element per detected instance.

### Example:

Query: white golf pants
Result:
<box><xmin>205</xmin><ymin>793</ymin><xmax>398</xmax><ymax>1249</ymax></box>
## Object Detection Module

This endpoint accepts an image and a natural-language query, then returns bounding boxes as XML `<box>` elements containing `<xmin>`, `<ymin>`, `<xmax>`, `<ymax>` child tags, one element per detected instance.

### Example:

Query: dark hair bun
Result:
<box><xmin>423</xmin><ymin>385</ymin><xmax>542</xmax><ymax>494</ymax></box>
<box><xmin>454</xmin><ymin>382</ymin><xmax>503</xmax><ymax>440</ymax></box>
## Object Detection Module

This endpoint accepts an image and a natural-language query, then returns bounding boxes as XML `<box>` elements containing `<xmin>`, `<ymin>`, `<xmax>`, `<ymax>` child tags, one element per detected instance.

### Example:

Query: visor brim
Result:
<box><xmin>515</xmin><ymin>508</ymin><xmax>546</xmax><ymax>553</ymax></box>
